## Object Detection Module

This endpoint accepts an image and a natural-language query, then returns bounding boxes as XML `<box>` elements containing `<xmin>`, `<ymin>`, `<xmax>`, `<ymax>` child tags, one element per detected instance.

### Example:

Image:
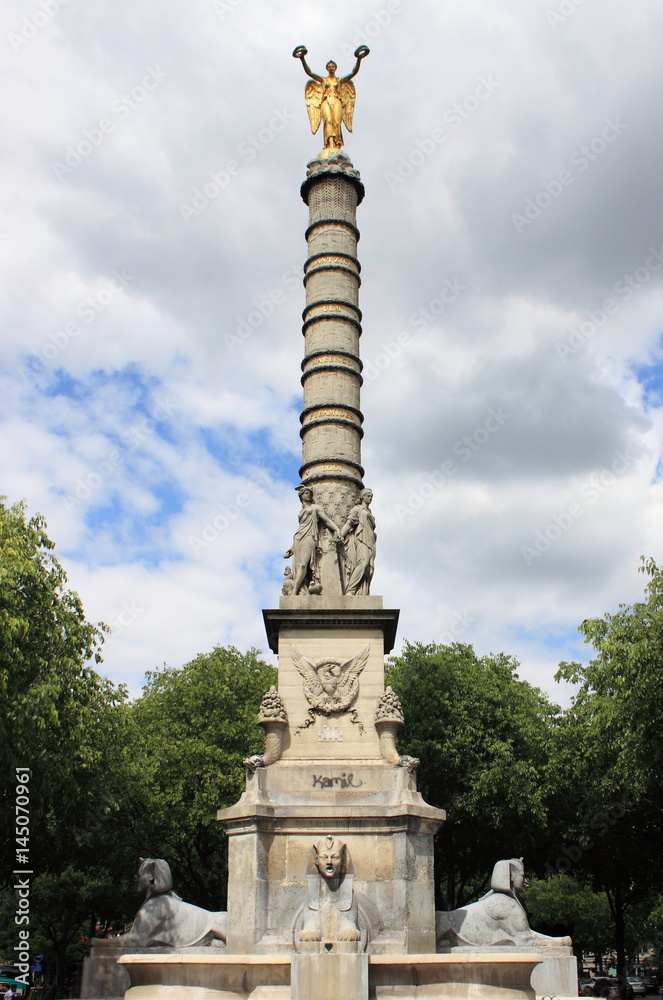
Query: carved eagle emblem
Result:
<box><xmin>290</xmin><ymin>644</ymin><xmax>370</xmax><ymax>733</ymax></box>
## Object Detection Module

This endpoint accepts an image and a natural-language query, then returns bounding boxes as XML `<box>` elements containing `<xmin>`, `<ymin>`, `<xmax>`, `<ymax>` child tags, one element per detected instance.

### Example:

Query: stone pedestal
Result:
<box><xmin>218</xmin><ymin>759</ymin><xmax>443</xmax><ymax>957</ymax></box>
<box><xmin>292</xmin><ymin>952</ymin><xmax>368</xmax><ymax>1000</ymax></box>
<box><xmin>369</xmin><ymin>953</ymin><xmax>542</xmax><ymax>999</ymax></box>
<box><xmin>530</xmin><ymin>952</ymin><xmax>578</xmax><ymax>996</ymax></box>
<box><xmin>119</xmin><ymin>953</ymin><xmax>290</xmax><ymax>999</ymax></box>
<box><xmin>118</xmin><ymin>951</ymin><xmax>542</xmax><ymax>999</ymax></box>
<box><xmin>218</xmin><ymin>598</ymin><xmax>443</xmax><ymax>958</ymax></box>
<box><xmin>81</xmin><ymin>939</ymin><xmax>130</xmax><ymax>999</ymax></box>
<box><xmin>437</xmin><ymin>946</ymin><xmax>577</xmax><ymax>999</ymax></box>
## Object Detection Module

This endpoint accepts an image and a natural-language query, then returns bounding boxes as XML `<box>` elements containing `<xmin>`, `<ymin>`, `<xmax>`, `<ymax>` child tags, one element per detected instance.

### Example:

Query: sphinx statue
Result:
<box><xmin>299</xmin><ymin>836</ymin><xmax>361</xmax><ymax>947</ymax></box>
<box><xmin>436</xmin><ymin>858</ymin><xmax>572</xmax><ymax>951</ymax></box>
<box><xmin>119</xmin><ymin>858</ymin><xmax>227</xmax><ymax>948</ymax></box>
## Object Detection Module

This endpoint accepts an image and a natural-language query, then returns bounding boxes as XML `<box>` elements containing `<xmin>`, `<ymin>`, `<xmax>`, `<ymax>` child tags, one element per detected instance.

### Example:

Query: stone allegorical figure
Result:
<box><xmin>281</xmin><ymin>566</ymin><xmax>294</xmax><ymax>595</ymax></box>
<box><xmin>117</xmin><ymin>858</ymin><xmax>227</xmax><ymax>948</ymax></box>
<box><xmin>436</xmin><ymin>858</ymin><xmax>572</xmax><ymax>951</ymax></box>
<box><xmin>339</xmin><ymin>488</ymin><xmax>376</xmax><ymax>595</ymax></box>
<box><xmin>293</xmin><ymin>44</ymin><xmax>370</xmax><ymax>152</ymax></box>
<box><xmin>299</xmin><ymin>836</ymin><xmax>361</xmax><ymax>946</ymax></box>
<box><xmin>284</xmin><ymin>485</ymin><xmax>341</xmax><ymax>595</ymax></box>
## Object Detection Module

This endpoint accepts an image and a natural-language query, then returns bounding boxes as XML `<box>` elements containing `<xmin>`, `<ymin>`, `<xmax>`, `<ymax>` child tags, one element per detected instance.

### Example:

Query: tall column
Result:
<box><xmin>286</xmin><ymin>152</ymin><xmax>371</xmax><ymax>598</ymax></box>
<box><xmin>299</xmin><ymin>153</ymin><xmax>365</xmax><ymax>503</ymax></box>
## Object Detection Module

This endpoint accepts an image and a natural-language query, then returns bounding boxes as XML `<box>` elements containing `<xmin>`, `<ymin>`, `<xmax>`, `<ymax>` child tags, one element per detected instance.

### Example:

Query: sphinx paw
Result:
<box><xmin>299</xmin><ymin>928</ymin><xmax>322</xmax><ymax>942</ymax></box>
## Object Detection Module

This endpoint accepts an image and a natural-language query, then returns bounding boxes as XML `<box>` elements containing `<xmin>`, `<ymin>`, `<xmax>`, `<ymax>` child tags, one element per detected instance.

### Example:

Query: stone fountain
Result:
<box><xmin>101</xmin><ymin>45</ymin><xmax>577</xmax><ymax>1000</ymax></box>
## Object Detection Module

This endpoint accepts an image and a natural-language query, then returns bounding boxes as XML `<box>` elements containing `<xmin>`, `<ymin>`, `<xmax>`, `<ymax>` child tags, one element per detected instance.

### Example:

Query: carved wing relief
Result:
<box><xmin>291</xmin><ymin>646</ymin><xmax>326</xmax><ymax>704</ymax></box>
<box><xmin>336</xmin><ymin>644</ymin><xmax>370</xmax><ymax>708</ymax></box>
<box><xmin>304</xmin><ymin>79</ymin><xmax>324</xmax><ymax>134</ymax></box>
<box><xmin>290</xmin><ymin>643</ymin><xmax>370</xmax><ymax>734</ymax></box>
<box><xmin>338</xmin><ymin>79</ymin><xmax>356</xmax><ymax>131</ymax></box>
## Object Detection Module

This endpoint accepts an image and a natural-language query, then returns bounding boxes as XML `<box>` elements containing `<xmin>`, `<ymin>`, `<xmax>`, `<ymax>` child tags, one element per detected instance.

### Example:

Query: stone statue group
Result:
<box><xmin>284</xmin><ymin>485</ymin><xmax>376</xmax><ymax>596</ymax></box>
<box><xmin>121</xmin><ymin>853</ymin><xmax>570</xmax><ymax>954</ymax></box>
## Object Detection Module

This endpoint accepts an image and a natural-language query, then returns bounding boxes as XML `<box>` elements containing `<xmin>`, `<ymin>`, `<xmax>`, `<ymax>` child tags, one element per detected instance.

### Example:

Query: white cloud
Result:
<box><xmin>1</xmin><ymin>0</ymin><xmax>663</xmax><ymax>704</ymax></box>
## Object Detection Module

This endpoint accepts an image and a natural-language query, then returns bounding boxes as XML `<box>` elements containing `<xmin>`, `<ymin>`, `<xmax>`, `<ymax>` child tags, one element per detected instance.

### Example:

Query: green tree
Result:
<box><xmin>0</xmin><ymin>499</ymin><xmax>129</xmax><ymax>993</ymax></box>
<box><xmin>386</xmin><ymin>642</ymin><xmax>560</xmax><ymax>909</ymax></box>
<box><xmin>0</xmin><ymin>498</ymin><xmax>128</xmax><ymax>882</ymax></box>
<box><xmin>555</xmin><ymin>557</ymin><xmax>663</xmax><ymax>979</ymax></box>
<box><xmin>525</xmin><ymin>874</ymin><xmax>613</xmax><ymax>963</ymax></box>
<box><xmin>0</xmin><ymin>500</ymin><xmax>115</xmax><ymax>807</ymax></box>
<box><xmin>122</xmin><ymin>646</ymin><xmax>277</xmax><ymax>908</ymax></box>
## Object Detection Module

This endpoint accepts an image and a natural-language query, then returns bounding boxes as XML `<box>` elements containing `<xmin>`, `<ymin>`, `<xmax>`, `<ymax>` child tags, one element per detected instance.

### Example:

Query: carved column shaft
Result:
<box><xmin>299</xmin><ymin>156</ymin><xmax>365</xmax><ymax>529</ymax></box>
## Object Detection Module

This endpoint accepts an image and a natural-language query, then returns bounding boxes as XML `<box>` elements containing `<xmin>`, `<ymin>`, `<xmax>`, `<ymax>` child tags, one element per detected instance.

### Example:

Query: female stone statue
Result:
<box><xmin>339</xmin><ymin>488</ymin><xmax>376</xmax><ymax>595</ymax></box>
<box><xmin>284</xmin><ymin>485</ymin><xmax>341</xmax><ymax>595</ymax></box>
<box><xmin>293</xmin><ymin>45</ymin><xmax>370</xmax><ymax>151</ymax></box>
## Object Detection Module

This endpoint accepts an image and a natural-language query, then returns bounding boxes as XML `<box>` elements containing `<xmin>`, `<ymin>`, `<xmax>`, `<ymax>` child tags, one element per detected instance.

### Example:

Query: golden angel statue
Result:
<box><xmin>293</xmin><ymin>45</ymin><xmax>370</xmax><ymax>151</ymax></box>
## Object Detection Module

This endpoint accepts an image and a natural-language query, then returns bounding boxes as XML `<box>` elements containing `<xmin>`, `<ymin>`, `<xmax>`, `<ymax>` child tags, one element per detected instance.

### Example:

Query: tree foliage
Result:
<box><xmin>0</xmin><ymin>500</ymin><xmax>128</xmax><ymax>873</ymax></box>
<box><xmin>525</xmin><ymin>874</ymin><xmax>613</xmax><ymax>958</ymax></box>
<box><xmin>0</xmin><ymin>499</ymin><xmax>128</xmax><ymax>992</ymax></box>
<box><xmin>554</xmin><ymin>556</ymin><xmax>663</xmax><ymax>976</ymax></box>
<box><xmin>386</xmin><ymin>642</ymin><xmax>560</xmax><ymax>908</ymax></box>
<box><xmin>123</xmin><ymin>646</ymin><xmax>276</xmax><ymax>907</ymax></box>
<box><xmin>557</xmin><ymin>556</ymin><xmax>663</xmax><ymax>787</ymax></box>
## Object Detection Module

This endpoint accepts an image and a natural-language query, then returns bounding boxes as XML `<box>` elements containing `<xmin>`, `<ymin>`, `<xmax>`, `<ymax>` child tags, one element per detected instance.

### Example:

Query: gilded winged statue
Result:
<box><xmin>290</xmin><ymin>644</ymin><xmax>370</xmax><ymax>732</ymax></box>
<box><xmin>293</xmin><ymin>45</ymin><xmax>370</xmax><ymax>151</ymax></box>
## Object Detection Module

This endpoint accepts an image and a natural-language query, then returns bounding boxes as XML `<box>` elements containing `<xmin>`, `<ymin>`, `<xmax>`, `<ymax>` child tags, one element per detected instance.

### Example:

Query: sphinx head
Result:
<box><xmin>490</xmin><ymin>857</ymin><xmax>526</xmax><ymax>896</ymax></box>
<box><xmin>137</xmin><ymin>858</ymin><xmax>173</xmax><ymax>898</ymax></box>
<box><xmin>313</xmin><ymin>836</ymin><xmax>346</xmax><ymax>880</ymax></box>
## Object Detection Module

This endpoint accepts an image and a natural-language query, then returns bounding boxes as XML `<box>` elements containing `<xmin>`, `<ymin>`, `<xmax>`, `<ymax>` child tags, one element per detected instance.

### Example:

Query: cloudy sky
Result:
<box><xmin>2</xmin><ymin>0</ymin><xmax>662</xmax><ymax>704</ymax></box>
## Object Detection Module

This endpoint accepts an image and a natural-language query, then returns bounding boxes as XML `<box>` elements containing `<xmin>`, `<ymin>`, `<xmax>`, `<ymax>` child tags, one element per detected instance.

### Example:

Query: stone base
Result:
<box><xmin>370</xmin><ymin>953</ymin><xmax>541</xmax><ymax>999</ymax></box>
<box><xmin>438</xmin><ymin>946</ymin><xmax>577</xmax><ymax>998</ymax></box>
<box><xmin>530</xmin><ymin>954</ymin><xmax>578</xmax><ymax>997</ymax></box>
<box><xmin>120</xmin><ymin>954</ymin><xmax>290</xmax><ymax>999</ymax></box>
<box><xmin>217</xmin><ymin>761</ymin><xmax>444</xmax><ymax>955</ymax></box>
<box><xmin>292</xmin><ymin>952</ymin><xmax>368</xmax><ymax>1000</ymax></box>
<box><xmin>119</xmin><ymin>951</ymin><xmax>542</xmax><ymax>1000</ymax></box>
<box><xmin>82</xmin><ymin>942</ymin><xmax>229</xmax><ymax>999</ymax></box>
<box><xmin>81</xmin><ymin>940</ymin><xmax>130</xmax><ymax>998</ymax></box>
